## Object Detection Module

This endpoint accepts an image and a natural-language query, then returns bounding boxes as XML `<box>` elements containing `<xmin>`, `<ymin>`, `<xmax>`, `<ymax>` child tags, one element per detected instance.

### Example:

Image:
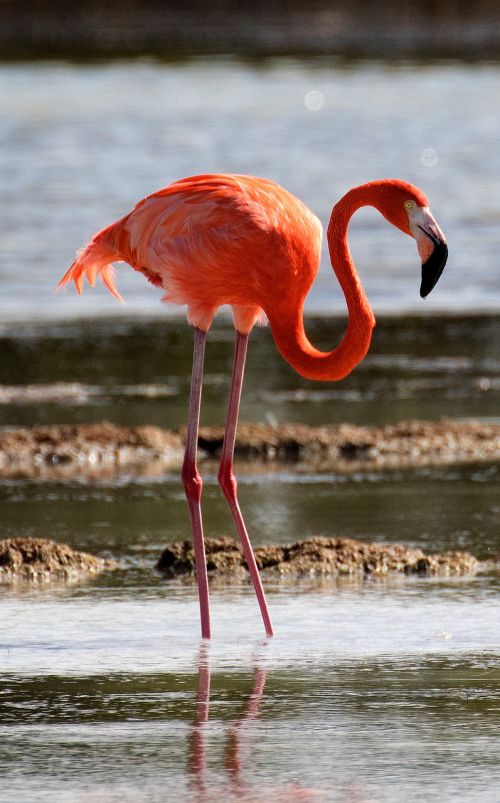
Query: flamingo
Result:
<box><xmin>58</xmin><ymin>174</ymin><xmax>448</xmax><ymax>640</ymax></box>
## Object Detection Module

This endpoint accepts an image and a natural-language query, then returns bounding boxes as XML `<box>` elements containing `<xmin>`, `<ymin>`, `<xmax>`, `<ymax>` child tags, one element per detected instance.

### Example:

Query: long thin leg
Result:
<box><xmin>182</xmin><ymin>327</ymin><xmax>211</xmax><ymax>639</ymax></box>
<box><xmin>217</xmin><ymin>331</ymin><xmax>274</xmax><ymax>637</ymax></box>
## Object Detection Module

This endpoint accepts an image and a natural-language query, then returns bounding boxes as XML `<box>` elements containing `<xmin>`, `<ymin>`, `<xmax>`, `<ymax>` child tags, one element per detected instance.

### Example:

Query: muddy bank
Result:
<box><xmin>0</xmin><ymin>422</ymin><xmax>183</xmax><ymax>480</ymax></box>
<box><xmin>1</xmin><ymin>419</ymin><xmax>499</xmax><ymax>480</ymax></box>
<box><xmin>198</xmin><ymin>419</ymin><xmax>500</xmax><ymax>471</ymax></box>
<box><xmin>0</xmin><ymin>537</ymin><xmax>118</xmax><ymax>583</ymax></box>
<box><xmin>157</xmin><ymin>536</ymin><xmax>480</xmax><ymax>579</ymax></box>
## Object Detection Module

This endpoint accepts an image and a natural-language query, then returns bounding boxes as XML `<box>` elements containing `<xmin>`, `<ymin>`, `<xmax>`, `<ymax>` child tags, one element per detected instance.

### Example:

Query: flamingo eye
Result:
<box><xmin>404</xmin><ymin>200</ymin><xmax>414</xmax><ymax>211</ymax></box>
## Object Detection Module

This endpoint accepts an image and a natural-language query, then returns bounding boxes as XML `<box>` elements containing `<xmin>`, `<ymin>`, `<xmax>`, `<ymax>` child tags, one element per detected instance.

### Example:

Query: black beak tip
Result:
<box><xmin>420</xmin><ymin>241</ymin><xmax>448</xmax><ymax>299</ymax></box>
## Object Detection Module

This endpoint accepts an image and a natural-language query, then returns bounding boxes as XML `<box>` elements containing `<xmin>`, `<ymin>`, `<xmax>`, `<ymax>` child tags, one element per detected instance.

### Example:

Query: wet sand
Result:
<box><xmin>1</xmin><ymin>419</ymin><xmax>499</xmax><ymax>480</ymax></box>
<box><xmin>0</xmin><ymin>537</ymin><xmax>118</xmax><ymax>583</ymax></box>
<box><xmin>157</xmin><ymin>535</ymin><xmax>480</xmax><ymax>579</ymax></box>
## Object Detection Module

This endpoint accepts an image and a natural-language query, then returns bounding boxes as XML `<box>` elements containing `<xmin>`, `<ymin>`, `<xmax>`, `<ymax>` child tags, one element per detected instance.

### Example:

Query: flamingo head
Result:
<box><xmin>373</xmin><ymin>180</ymin><xmax>448</xmax><ymax>298</ymax></box>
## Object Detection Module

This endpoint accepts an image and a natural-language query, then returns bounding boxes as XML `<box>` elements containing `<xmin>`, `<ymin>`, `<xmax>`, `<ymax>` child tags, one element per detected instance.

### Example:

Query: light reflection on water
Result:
<box><xmin>1</xmin><ymin>576</ymin><xmax>500</xmax><ymax>673</ymax></box>
<box><xmin>1</xmin><ymin>583</ymin><xmax>499</xmax><ymax>802</ymax></box>
<box><xmin>0</xmin><ymin>314</ymin><xmax>499</xmax><ymax>801</ymax></box>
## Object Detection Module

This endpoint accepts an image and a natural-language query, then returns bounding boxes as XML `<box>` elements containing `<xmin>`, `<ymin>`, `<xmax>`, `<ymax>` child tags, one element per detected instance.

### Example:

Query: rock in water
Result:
<box><xmin>157</xmin><ymin>535</ymin><xmax>479</xmax><ymax>579</ymax></box>
<box><xmin>0</xmin><ymin>537</ymin><xmax>117</xmax><ymax>583</ymax></box>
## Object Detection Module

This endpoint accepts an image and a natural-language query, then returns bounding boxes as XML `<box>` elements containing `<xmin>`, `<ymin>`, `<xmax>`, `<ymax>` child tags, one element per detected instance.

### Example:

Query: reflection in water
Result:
<box><xmin>0</xmin><ymin>642</ymin><xmax>499</xmax><ymax>800</ymax></box>
<box><xmin>0</xmin><ymin>225</ymin><xmax>498</xmax><ymax>800</ymax></box>
<box><xmin>186</xmin><ymin>649</ymin><xmax>378</xmax><ymax>802</ymax></box>
<box><xmin>188</xmin><ymin>644</ymin><xmax>270</xmax><ymax>800</ymax></box>
<box><xmin>187</xmin><ymin>645</ymin><xmax>324</xmax><ymax>802</ymax></box>
<box><xmin>223</xmin><ymin>665</ymin><xmax>266</xmax><ymax>798</ymax></box>
<box><xmin>188</xmin><ymin>644</ymin><xmax>211</xmax><ymax>796</ymax></box>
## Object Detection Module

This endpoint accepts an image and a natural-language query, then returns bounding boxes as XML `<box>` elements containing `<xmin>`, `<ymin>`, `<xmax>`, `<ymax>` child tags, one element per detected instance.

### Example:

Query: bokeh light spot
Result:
<box><xmin>420</xmin><ymin>147</ymin><xmax>438</xmax><ymax>167</ymax></box>
<box><xmin>304</xmin><ymin>90</ymin><xmax>324</xmax><ymax>111</ymax></box>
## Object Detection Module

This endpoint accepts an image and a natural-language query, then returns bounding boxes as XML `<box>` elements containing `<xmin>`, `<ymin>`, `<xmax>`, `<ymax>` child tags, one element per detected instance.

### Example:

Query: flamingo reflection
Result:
<box><xmin>187</xmin><ymin>645</ymin><xmax>319</xmax><ymax>801</ymax></box>
<box><xmin>187</xmin><ymin>645</ymin><xmax>211</xmax><ymax>794</ymax></box>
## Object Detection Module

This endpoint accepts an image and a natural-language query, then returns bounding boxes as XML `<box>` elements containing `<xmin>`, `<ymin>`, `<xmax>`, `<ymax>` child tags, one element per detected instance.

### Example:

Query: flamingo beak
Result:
<box><xmin>411</xmin><ymin>208</ymin><xmax>448</xmax><ymax>298</ymax></box>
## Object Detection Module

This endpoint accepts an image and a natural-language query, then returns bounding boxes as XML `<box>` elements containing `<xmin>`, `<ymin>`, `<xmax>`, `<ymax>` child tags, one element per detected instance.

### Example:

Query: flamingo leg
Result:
<box><xmin>217</xmin><ymin>332</ymin><xmax>274</xmax><ymax>637</ymax></box>
<box><xmin>182</xmin><ymin>327</ymin><xmax>211</xmax><ymax>639</ymax></box>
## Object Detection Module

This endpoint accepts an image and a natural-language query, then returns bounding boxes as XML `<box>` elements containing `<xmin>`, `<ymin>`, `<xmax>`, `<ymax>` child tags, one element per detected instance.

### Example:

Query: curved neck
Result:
<box><xmin>268</xmin><ymin>185</ymin><xmax>376</xmax><ymax>381</ymax></box>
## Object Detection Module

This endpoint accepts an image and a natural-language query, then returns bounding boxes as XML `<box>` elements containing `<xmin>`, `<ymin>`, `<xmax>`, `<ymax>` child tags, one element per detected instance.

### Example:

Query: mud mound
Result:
<box><xmin>0</xmin><ymin>422</ymin><xmax>183</xmax><ymax>479</ymax></box>
<box><xmin>1</xmin><ymin>418</ymin><xmax>499</xmax><ymax>479</ymax></box>
<box><xmin>198</xmin><ymin>419</ymin><xmax>500</xmax><ymax>471</ymax></box>
<box><xmin>0</xmin><ymin>537</ymin><xmax>118</xmax><ymax>583</ymax></box>
<box><xmin>157</xmin><ymin>535</ymin><xmax>479</xmax><ymax>579</ymax></box>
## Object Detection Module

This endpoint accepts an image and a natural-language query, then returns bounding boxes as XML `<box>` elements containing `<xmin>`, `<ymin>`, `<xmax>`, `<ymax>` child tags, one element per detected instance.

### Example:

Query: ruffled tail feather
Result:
<box><xmin>58</xmin><ymin>224</ymin><xmax>124</xmax><ymax>303</ymax></box>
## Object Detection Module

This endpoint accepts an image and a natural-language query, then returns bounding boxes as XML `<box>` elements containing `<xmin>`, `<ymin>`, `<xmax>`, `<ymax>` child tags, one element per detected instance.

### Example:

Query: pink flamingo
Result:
<box><xmin>59</xmin><ymin>174</ymin><xmax>447</xmax><ymax>640</ymax></box>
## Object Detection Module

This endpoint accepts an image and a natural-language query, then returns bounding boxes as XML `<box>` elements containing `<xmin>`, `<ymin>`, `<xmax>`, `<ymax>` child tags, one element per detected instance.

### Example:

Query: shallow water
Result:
<box><xmin>1</xmin><ymin>582</ymin><xmax>499</xmax><ymax>802</ymax></box>
<box><xmin>2</xmin><ymin>314</ymin><xmax>500</xmax><ymax>429</ymax></box>
<box><xmin>1</xmin><ymin>315</ymin><xmax>499</xmax><ymax>802</ymax></box>
<box><xmin>1</xmin><ymin>57</ymin><xmax>500</xmax><ymax>802</ymax></box>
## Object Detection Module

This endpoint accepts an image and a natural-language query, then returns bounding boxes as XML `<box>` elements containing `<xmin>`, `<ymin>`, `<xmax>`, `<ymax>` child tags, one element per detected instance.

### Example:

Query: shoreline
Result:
<box><xmin>3</xmin><ymin>4</ymin><xmax>500</xmax><ymax>62</ymax></box>
<box><xmin>1</xmin><ymin>309</ymin><xmax>500</xmax><ymax>335</ymax></box>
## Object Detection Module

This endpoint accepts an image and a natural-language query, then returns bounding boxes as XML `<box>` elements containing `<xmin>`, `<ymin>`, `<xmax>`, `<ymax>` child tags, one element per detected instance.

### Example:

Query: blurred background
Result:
<box><xmin>2</xmin><ymin>0</ymin><xmax>500</xmax><ymax>60</ymax></box>
<box><xmin>1</xmin><ymin>1</ymin><xmax>500</xmax><ymax>322</ymax></box>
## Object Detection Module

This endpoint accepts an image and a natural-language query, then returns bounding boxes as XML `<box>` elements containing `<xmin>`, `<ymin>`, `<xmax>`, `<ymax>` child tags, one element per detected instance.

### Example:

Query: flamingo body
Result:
<box><xmin>59</xmin><ymin>173</ymin><xmax>448</xmax><ymax>639</ymax></box>
<box><xmin>62</xmin><ymin>174</ymin><xmax>322</xmax><ymax>335</ymax></box>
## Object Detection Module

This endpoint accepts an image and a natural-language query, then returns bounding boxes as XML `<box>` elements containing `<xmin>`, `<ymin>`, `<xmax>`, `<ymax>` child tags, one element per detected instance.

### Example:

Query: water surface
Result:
<box><xmin>1</xmin><ymin>59</ymin><xmax>500</xmax><ymax>802</ymax></box>
<box><xmin>1</xmin><ymin>315</ymin><xmax>499</xmax><ymax>802</ymax></box>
